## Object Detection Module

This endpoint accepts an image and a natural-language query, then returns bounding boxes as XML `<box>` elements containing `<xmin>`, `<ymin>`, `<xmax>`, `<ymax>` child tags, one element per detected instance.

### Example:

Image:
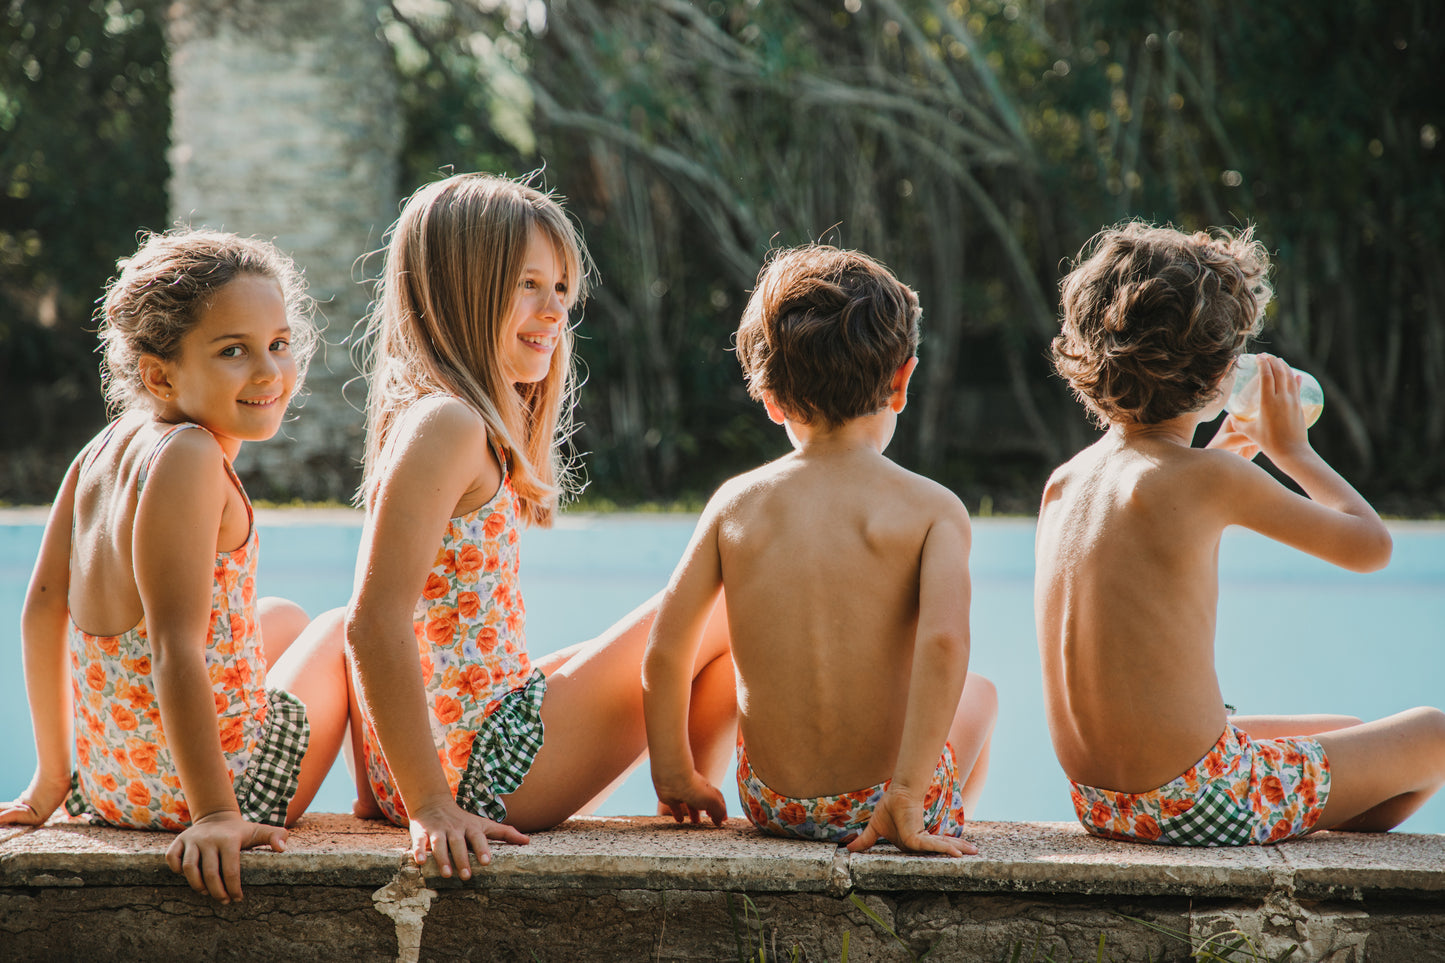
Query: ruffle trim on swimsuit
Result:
<box><xmin>453</xmin><ymin>669</ymin><xmax>547</xmax><ymax>823</ymax></box>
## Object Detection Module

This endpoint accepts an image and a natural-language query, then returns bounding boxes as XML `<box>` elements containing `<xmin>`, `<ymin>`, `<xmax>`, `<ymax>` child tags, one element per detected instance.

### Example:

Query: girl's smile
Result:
<box><xmin>502</xmin><ymin>225</ymin><xmax>569</xmax><ymax>385</ymax></box>
<box><xmin>151</xmin><ymin>274</ymin><xmax>297</xmax><ymax>459</ymax></box>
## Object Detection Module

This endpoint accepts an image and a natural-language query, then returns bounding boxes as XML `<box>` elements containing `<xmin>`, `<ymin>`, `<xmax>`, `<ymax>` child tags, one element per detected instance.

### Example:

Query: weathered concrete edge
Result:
<box><xmin>5</xmin><ymin>818</ymin><xmax>1444</xmax><ymax>904</ymax></box>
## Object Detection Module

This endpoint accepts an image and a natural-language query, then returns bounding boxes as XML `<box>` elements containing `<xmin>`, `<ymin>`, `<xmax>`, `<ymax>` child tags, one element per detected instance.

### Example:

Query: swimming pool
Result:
<box><xmin>3</xmin><ymin>510</ymin><xmax>1442</xmax><ymax>834</ymax></box>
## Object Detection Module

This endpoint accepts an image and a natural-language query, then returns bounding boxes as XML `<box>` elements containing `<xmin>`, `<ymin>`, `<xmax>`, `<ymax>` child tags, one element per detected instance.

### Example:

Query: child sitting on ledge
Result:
<box><xmin>643</xmin><ymin>244</ymin><xmax>996</xmax><ymax>855</ymax></box>
<box><xmin>1036</xmin><ymin>221</ymin><xmax>1445</xmax><ymax>845</ymax></box>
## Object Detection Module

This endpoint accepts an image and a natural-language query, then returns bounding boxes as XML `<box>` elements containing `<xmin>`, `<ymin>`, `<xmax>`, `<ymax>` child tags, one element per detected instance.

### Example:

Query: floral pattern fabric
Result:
<box><xmin>736</xmin><ymin>735</ymin><xmax>968</xmax><ymax>844</ymax></box>
<box><xmin>66</xmin><ymin>423</ymin><xmax>272</xmax><ymax>830</ymax></box>
<box><xmin>363</xmin><ymin>466</ymin><xmax>536</xmax><ymax>825</ymax></box>
<box><xmin>1070</xmin><ymin>723</ymin><xmax>1331</xmax><ymax>846</ymax></box>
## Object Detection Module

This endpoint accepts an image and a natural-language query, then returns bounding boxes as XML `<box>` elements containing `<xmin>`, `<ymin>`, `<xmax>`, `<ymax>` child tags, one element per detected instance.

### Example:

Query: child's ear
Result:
<box><xmin>761</xmin><ymin>392</ymin><xmax>789</xmax><ymax>426</ymax></box>
<box><xmin>888</xmin><ymin>357</ymin><xmax>919</xmax><ymax>413</ymax></box>
<box><xmin>138</xmin><ymin>354</ymin><xmax>175</xmax><ymax>403</ymax></box>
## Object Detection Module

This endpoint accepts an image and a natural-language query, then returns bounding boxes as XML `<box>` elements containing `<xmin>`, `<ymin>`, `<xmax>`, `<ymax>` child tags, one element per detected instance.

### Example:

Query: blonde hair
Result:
<box><xmin>98</xmin><ymin>228</ymin><xmax>317</xmax><ymax>416</ymax></box>
<box><xmin>358</xmin><ymin>172</ymin><xmax>590</xmax><ymax>526</ymax></box>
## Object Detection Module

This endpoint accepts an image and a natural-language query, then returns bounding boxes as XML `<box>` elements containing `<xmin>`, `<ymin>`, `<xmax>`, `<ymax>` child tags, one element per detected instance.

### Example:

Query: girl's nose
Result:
<box><xmin>253</xmin><ymin>353</ymin><xmax>282</xmax><ymax>383</ymax></box>
<box><xmin>541</xmin><ymin>288</ymin><xmax>566</xmax><ymax>323</ymax></box>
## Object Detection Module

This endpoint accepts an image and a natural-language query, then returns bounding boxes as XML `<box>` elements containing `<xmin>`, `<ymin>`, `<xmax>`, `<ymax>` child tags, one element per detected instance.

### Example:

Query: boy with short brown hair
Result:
<box><xmin>643</xmin><ymin>244</ymin><xmax>996</xmax><ymax>854</ymax></box>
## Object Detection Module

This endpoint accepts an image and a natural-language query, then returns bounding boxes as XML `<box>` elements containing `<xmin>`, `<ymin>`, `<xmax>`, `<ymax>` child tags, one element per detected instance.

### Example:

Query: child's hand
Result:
<box><xmin>164</xmin><ymin>811</ymin><xmax>288</xmax><ymax>904</ymax></box>
<box><xmin>0</xmin><ymin>771</ymin><xmax>72</xmax><ymax>826</ymax></box>
<box><xmin>655</xmin><ymin>770</ymin><xmax>728</xmax><ymax>826</ymax></box>
<box><xmin>1204</xmin><ymin>415</ymin><xmax>1260</xmax><ymax>461</ymax></box>
<box><xmin>1238</xmin><ymin>354</ymin><xmax>1310</xmax><ymax>460</ymax></box>
<box><xmin>845</xmin><ymin>787</ymin><xmax>977</xmax><ymax>857</ymax></box>
<box><xmin>403</xmin><ymin>797</ymin><xmax>530</xmax><ymax>880</ymax></box>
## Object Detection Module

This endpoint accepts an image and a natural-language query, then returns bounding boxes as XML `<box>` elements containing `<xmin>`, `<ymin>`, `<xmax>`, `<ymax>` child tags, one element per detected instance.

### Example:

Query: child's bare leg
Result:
<box><xmin>948</xmin><ymin>673</ymin><xmax>998</xmax><ymax>816</ymax></box>
<box><xmin>258</xmin><ymin>596</ymin><xmax>310</xmax><ymax>666</ymax></box>
<box><xmin>499</xmin><ymin>596</ymin><xmax>656</xmax><ymax>829</ymax></box>
<box><xmin>501</xmin><ymin>592</ymin><xmax>733</xmax><ymax>830</ymax></box>
<box><xmin>267</xmin><ymin>607</ymin><xmax>355</xmax><ymax>823</ymax></box>
<box><xmin>1230</xmin><ymin>714</ymin><xmax>1363</xmax><ymax>739</ymax></box>
<box><xmin>533</xmin><ymin>641</ymin><xmax>587</xmax><ymax>677</ymax></box>
<box><xmin>1312</xmin><ymin>707</ymin><xmax>1445</xmax><ymax>832</ymax></box>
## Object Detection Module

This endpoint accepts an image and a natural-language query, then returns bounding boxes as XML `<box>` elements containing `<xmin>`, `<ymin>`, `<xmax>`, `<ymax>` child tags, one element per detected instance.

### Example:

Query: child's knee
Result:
<box><xmin>960</xmin><ymin>673</ymin><xmax>998</xmax><ymax>723</ymax></box>
<box><xmin>1412</xmin><ymin>706</ymin><xmax>1445</xmax><ymax>751</ymax></box>
<box><xmin>258</xmin><ymin>597</ymin><xmax>311</xmax><ymax>655</ymax></box>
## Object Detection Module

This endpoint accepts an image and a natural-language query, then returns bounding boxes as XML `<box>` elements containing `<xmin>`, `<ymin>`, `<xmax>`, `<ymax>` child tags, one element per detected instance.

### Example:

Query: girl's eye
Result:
<box><xmin>219</xmin><ymin>345</ymin><xmax>244</xmax><ymax>358</ymax></box>
<box><xmin>521</xmin><ymin>278</ymin><xmax>538</xmax><ymax>290</ymax></box>
<box><xmin>270</xmin><ymin>339</ymin><xmax>291</xmax><ymax>353</ymax></box>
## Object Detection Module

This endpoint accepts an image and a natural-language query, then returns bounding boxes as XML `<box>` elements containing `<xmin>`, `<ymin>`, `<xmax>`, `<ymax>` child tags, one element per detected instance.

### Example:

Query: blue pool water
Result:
<box><xmin>2</xmin><ymin>511</ymin><xmax>1442</xmax><ymax>834</ymax></box>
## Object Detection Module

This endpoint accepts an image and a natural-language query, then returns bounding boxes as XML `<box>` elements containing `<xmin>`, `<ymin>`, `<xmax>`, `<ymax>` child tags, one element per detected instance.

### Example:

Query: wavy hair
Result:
<box><xmin>357</xmin><ymin>172</ymin><xmax>590</xmax><ymax>525</ymax></box>
<box><xmin>735</xmin><ymin>244</ymin><xmax>920</xmax><ymax>427</ymax></box>
<box><xmin>1053</xmin><ymin>221</ymin><xmax>1272</xmax><ymax>427</ymax></box>
<box><xmin>97</xmin><ymin>228</ymin><xmax>317</xmax><ymax>416</ymax></box>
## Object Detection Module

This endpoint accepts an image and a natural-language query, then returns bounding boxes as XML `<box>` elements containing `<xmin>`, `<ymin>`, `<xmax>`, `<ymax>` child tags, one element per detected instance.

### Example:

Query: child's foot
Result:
<box><xmin>352</xmin><ymin>796</ymin><xmax>386</xmax><ymax>820</ymax></box>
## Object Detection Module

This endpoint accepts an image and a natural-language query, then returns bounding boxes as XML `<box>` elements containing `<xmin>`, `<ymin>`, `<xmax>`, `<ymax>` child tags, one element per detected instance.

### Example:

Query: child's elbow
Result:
<box><xmin>918</xmin><ymin>627</ymin><xmax>971</xmax><ymax>672</ymax></box>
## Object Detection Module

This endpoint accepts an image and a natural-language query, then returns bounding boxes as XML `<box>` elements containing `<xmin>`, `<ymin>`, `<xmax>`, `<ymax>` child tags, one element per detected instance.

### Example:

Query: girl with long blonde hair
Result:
<box><xmin>346</xmin><ymin>173</ymin><xmax>735</xmax><ymax>875</ymax></box>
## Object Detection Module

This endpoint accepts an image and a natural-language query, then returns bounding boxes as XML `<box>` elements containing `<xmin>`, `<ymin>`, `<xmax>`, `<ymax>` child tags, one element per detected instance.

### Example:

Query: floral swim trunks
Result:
<box><xmin>736</xmin><ymin>736</ymin><xmax>967</xmax><ymax>844</ymax></box>
<box><xmin>1070</xmin><ymin>723</ymin><xmax>1331</xmax><ymax>846</ymax></box>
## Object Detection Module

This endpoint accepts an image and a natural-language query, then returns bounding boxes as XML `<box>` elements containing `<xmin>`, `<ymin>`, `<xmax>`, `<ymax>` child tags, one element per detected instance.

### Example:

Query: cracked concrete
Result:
<box><xmin>2</xmin><ymin>816</ymin><xmax>1443</xmax><ymax>961</ymax></box>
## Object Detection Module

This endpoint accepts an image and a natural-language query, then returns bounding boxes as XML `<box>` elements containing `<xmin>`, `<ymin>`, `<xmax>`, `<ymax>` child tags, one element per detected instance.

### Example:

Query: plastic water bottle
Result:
<box><xmin>1225</xmin><ymin>354</ymin><xmax>1324</xmax><ymax>428</ymax></box>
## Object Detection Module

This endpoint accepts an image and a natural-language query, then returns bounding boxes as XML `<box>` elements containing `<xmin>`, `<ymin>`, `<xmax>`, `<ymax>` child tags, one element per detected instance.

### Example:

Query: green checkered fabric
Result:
<box><xmin>233</xmin><ymin>688</ymin><xmax>311</xmax><ymax>827</ymax></box>
<box><xmin>1159</xmin><ymin>784</ymin><xmax>1256</xmax><ymax>847</ymax></box>
<box><xmin>455</xmin><ymin>671</ymin><xmax>547</xmax><ymax>822</ymax></box>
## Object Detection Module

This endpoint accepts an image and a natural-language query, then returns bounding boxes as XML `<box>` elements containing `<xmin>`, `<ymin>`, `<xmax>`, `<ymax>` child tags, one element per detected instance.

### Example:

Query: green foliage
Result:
<box><xmin>4</xmin><ymin>0</ymin><xmax>1443</xmax><ymax>508</ymax></box>
<box><xmin>385</xmin><ymin>0</ymin><xmax>1445</xmax><ymax>508</ymax></box>
<box><xmin>0</xmin><ymin>0</ymin><xmax>169</xmax><ymax>499</ymax></box>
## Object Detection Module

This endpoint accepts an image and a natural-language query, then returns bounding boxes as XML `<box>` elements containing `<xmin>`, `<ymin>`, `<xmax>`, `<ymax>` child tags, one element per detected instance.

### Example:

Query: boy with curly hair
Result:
<box><xmin>1036</xmin><ymin>221</ymin><xmax>1445</xmax><ymax>846</ymax></box>
<box><xmin>643</xmin><ymin>244</ymin><xmax>997</xmax><ymax>855</ymax></box>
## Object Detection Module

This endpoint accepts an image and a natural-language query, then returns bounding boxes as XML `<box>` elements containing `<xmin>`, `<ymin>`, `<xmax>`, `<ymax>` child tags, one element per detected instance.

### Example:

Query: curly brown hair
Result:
<box><xmin>1052</xmin><ymin>221</ymin><xmax>1272</xmax><ymax>427</ymax></box>
<box><xmin>735</xmin><ymin>244</ymin><xmax>919</xmax><ymax>428</ymax></box>
<box><xmin>98</xmin><ymin>228</ymin><xmax>317</xmax><ymax>416</ymax></box>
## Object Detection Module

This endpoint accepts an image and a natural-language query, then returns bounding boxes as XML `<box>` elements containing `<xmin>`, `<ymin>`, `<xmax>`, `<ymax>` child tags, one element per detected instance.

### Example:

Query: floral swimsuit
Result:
<box><xmin>736</xmin><ymin>733</ymin><xmax>968</xmax><ymax>844</ymax></box>
<box><xmin>362</xmin><ymin>454</ymin><xmax>546</xmax><ymax>825</ymax></box>
<box><xmin>1070</xmin><ymin>722</ymin><xmax>1331</xmax><ymax>846</ymax></box>
<box><xmin>65</xmin><ymin>421</ymin><xmax>308</xmax><ymax>830</ymax></box>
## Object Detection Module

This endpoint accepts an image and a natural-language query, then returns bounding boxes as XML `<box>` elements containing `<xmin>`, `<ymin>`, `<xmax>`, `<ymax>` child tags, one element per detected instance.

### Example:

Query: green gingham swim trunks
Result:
<box><xmin>65</xmin><ymin>687</ymin><xmax>309</xmax><ymax>828</ymax></box>
<box><xmin>1069</xmin><ymin>723</ymin><xmax>1330</xmax><ymax>846</ymax></box>
<box><xmin>454</xmin><ymin>670</ymin><xmax>547</xmax><ymax>822</ymax></box>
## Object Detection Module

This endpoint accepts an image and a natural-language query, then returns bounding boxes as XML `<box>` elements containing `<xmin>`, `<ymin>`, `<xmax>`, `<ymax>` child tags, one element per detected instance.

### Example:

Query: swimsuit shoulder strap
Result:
<box><xmin>76</xmin><ymin>418</ymin><xmax>127</xmax><ymax>481</ymax></box>
<box><xmin>137</xmin><ymin>422</ymin><xmax>254</xmax><ymax>532</ymax></box>
<box><xmin>137</xmin><ymin>422</ymin><xmax>208</xmax><ymax>492</ymax></box>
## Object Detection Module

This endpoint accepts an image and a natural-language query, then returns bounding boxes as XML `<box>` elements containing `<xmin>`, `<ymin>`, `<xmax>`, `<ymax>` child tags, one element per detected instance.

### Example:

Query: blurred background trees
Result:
<box><xmin>4</xmin><ymin>0</ymin><xmax>1442</xmax><ymax>512</ymax></box>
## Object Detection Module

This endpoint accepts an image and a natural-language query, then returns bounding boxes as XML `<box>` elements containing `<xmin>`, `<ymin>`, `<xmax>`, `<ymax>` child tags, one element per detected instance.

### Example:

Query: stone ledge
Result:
<box><xmin>6</xmin><ymin>816</ymin><xmax>1444</xmax><ymax>898</ymax></box>
<box><xmin>3</xmin><ymin>817</ymin><xmax>1444</xmax><ymax>961</ymax></box>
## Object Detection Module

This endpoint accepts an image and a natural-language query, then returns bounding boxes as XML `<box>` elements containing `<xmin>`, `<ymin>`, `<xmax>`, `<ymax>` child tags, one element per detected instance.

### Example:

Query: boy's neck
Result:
<box><xmin>787</xmin><ymin>409</ymin><xmax>897</xmax><ymax>456</ymax></box>
<box><xmin>1110</xmin><ymin>412</ymin><xmax>1202</xmax><ymax>448</ymax></box>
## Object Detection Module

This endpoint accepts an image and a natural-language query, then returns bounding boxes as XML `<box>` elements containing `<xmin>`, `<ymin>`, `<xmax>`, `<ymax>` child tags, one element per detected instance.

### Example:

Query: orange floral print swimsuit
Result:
<box><xmin>362</xmin><ymin>452</ymin><xmax>546</xmax><ymax>826</ymax></box>
<box><xmin>1070</xmin><ymin>722</ymin><xmax>1331</xmax><ymax>846</ymax></box>
<box><xmin>64</xmin><ymin>422</ymin><xmax>308</xmax><ymax>830</ymax></box>
<box><xmin>736</xmin><ymin>733</ymin><xmax>968</xmax><ymax>844</ymax></box>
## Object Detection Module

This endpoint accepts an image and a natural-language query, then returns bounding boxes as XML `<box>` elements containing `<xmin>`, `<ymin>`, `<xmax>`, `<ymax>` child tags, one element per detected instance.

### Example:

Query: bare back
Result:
<box><xmin>67</xmin><ymin>413</ymin><xmax>252</xmax><ymax>637</ymax></box>
<box><xmin>717</xmin><ymin>447</ymin><xmax>964</xmax><ymax>797</ymax></box>
<box><xmin>1034</xmin><ymin>428</ymin><xmax>1234</xmax><ymax>793</ymax></box>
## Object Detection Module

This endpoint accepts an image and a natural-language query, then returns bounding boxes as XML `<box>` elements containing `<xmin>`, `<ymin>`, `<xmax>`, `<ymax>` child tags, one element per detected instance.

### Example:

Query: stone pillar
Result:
<box><xmin>166</xmin><ymin>0</ymin><xmax>400</xmax><ymax>501</ymax></box>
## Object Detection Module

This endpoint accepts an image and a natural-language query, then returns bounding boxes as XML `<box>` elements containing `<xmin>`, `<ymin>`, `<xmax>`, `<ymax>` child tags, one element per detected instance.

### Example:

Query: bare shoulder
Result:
<box><xmin>899</xmin><ymin>468</ymin><xmax>969</xmax><ymax>527</ymax></box>
<box><xmin>142</xmin><ymin>424</ymin><xmax>229</xmax><ymax>489</ymax></box>
<box><xmin>388</xmin><ymin>395</ymin><xmax>490</xmax><ymax>468</ymax></box>
<box><xmin>704</xmin><ymin>460</ymin><xmax>786</xmax><ymax>522</ymax></box>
